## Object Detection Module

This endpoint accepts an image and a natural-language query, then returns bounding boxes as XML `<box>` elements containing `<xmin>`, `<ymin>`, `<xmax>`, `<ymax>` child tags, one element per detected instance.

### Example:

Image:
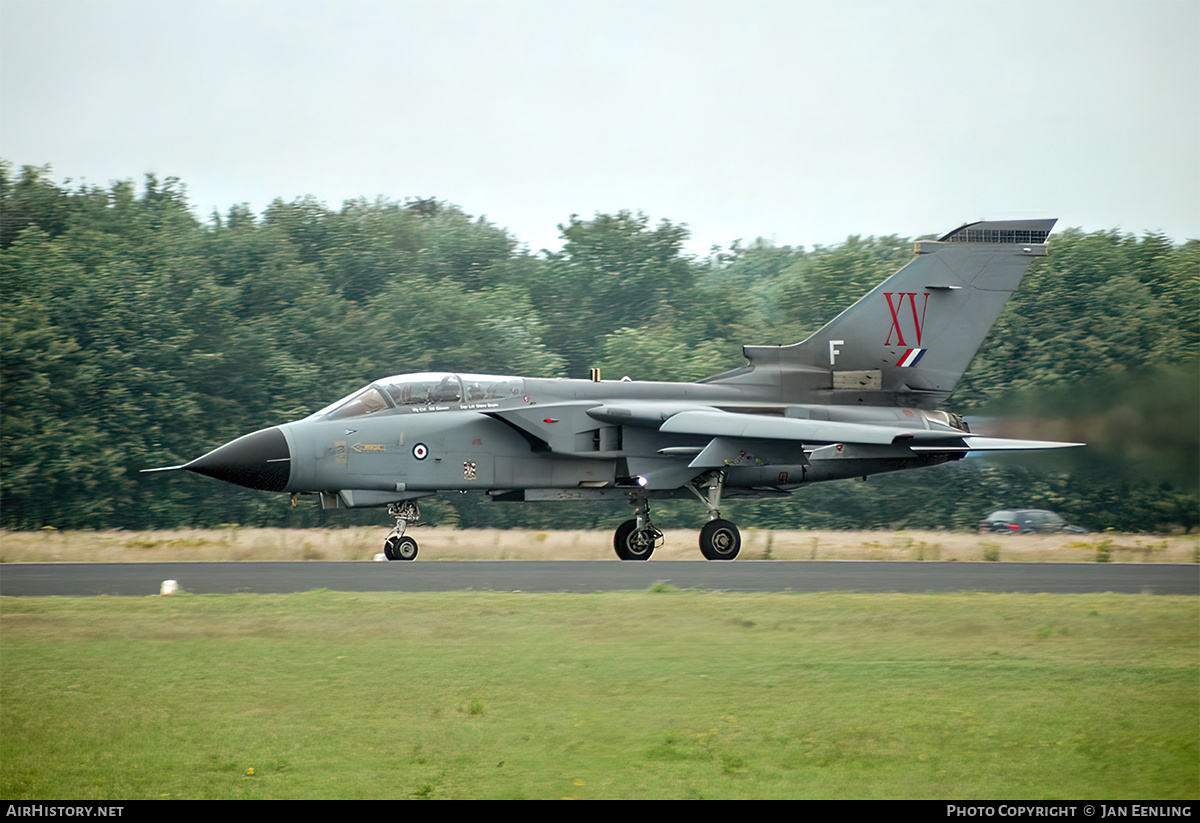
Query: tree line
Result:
<box><xmin>2</xmin><ymin>162</ymin><xmax>1196</xmax><ymax>533</ymax></box>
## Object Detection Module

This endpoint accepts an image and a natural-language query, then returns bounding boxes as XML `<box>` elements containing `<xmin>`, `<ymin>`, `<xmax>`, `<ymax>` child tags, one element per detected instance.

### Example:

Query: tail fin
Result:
<box><xmin>712</xmin><ymin>219</ymin><xmax>1057</xmax><ymax>407</ymax></box>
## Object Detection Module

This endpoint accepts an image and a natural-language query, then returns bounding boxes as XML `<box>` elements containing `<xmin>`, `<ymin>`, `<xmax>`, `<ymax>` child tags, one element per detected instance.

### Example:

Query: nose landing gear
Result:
<box><xmin>383</xmin><ymin>501</ymin><xmax>421</xmax><ymax>561</ymax></box>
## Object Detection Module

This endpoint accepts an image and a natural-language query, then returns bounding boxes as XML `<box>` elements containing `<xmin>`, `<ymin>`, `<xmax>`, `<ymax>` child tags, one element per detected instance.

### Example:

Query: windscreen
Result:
<box><xmin>308</xmin><ymin>372</ymin><xmax>525</xmax><ymax>420</ymax></box>
<box><xmin>323</xmin><ymin>386</ymin><xmax>390</xmax><ymax>420</ymax></box>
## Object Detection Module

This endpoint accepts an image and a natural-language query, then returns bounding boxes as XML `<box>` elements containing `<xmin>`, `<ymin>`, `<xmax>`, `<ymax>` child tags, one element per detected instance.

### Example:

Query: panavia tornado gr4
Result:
<box><xmin>146</xmin><ymin>219</ymin><xmax>1080</xmax><ymax>561</ymax></box>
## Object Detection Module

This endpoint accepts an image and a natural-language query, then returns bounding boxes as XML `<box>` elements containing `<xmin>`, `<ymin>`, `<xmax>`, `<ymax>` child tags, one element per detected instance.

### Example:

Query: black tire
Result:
<box><xmin>613</xmin><ymin>519</ymin><xmax>655</xmax><ymax>561</ymax></box>
<box><xmin>699</xmin><ymin>519</ymin><xmax>740</xmax><ymax>560</ymax></box>
<box><xmin>385</xmin><ymin>535</ymin><xmax>418</xmax><ymax>561</ymax></box>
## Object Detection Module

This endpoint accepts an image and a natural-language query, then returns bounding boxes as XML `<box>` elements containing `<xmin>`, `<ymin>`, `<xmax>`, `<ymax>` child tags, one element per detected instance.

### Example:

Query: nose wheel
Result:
<box><xmin>384</xmin><ymin>501</ymin><xmax>421</xmax><ymax>561</ymax></box>
<box><xmin>384</xmin><ymin>534</ymin><xmax>418</xmax><ymax>561</ymax></box>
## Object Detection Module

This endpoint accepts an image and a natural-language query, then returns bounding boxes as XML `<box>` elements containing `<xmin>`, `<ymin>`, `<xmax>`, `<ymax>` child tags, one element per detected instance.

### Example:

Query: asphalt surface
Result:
<box><xmin>1</xmin><ymin>561</ymin><xmax>1196</xmax><ymax>596</ymax></box>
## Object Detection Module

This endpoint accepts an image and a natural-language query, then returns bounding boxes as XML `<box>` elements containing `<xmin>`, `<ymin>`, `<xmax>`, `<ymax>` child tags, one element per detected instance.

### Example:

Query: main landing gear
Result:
<box><xmin>383</xmin><ymin>501</ymin><xmax>420</xmax><ymax>561</ymax></box>
<box><xmin>690</xmin><ymin>470</ymin><xmax>741</xmax><ymax>561</ymax></box>
<box><xmin>610</xmin><ymin>470</ymin><xmax>741</xmax><ymax>561</ymax></box>
<box><xmin>698</xmin><ymin>518</ymin><xmax>741</xmax><ymax>561</ymax></box>
<box><xmin>613</xmin><ymin>497</ymin><xmax>664</xmax><ymax>561</ymax></box>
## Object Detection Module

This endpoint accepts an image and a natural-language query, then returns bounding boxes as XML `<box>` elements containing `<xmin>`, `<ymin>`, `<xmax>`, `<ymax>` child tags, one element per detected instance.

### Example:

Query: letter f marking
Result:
<box><xmin>829</xmin><ymin>339</ymin><xmax>844</xmax><ymax>366</ymax></box>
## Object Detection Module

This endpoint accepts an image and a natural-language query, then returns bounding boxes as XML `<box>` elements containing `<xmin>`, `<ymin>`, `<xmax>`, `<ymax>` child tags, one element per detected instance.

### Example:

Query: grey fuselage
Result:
<box><xmin>249</xmin><ymin>372</ymin><xmax>965</xmax><ymax>509</ymax></box>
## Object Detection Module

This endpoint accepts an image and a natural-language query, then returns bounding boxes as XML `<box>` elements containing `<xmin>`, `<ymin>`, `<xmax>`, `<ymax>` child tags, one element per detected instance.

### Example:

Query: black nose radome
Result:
<box><xmin>184</xmin><ymin>427</ymin><xmax>291</xmax><ymax>492</ymax></box>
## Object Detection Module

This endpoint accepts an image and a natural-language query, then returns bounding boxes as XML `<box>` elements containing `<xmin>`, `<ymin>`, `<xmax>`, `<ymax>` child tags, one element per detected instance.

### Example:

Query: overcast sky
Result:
<box><xmin>2</xmin><ymin>0</ymin><xmax>1196</xmax><ymax>254</ymax></box>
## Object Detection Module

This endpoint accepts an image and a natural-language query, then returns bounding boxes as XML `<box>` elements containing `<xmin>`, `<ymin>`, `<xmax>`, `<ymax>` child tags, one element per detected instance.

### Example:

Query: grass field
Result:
<box><xmin>2</xmin><ymin>589</ymin><xmax>1196</xmax><ymax>800</ymax></box>
<box><xmin>3</xmin><ymin>527</ymin><xmax>1196</xmax><ymax>564</ymax></box>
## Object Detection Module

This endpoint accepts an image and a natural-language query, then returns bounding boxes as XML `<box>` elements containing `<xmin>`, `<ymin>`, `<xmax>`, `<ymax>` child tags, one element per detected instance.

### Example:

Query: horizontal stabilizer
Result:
<box><xmin>909</xmin><ymin>436</ymin><xmax>1085</xmax><ymax>452</ymax></box>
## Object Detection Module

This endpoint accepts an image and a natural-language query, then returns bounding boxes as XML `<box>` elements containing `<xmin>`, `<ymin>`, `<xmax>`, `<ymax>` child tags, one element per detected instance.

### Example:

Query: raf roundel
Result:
<box><xmin>412</xmin><ymin>443</ymin><xmax>429</xmax><ymax>460</ymax></box>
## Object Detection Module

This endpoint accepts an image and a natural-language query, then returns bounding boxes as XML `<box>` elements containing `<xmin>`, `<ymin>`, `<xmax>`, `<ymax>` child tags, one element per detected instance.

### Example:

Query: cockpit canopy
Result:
<box><xmin>309</xmin><ymin>372</ymin><xmax>525</xmax><ymax>421</ymax></box>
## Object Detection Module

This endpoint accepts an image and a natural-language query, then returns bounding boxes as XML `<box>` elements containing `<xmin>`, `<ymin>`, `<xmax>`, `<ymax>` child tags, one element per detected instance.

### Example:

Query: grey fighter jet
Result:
<box><xmin>147</xmin><ymin>219</ymin><xmax>1080</xmax><ymax>561</ymax></box>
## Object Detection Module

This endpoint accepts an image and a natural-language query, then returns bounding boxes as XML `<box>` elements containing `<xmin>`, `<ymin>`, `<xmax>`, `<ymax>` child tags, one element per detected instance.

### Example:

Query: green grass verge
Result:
<box><xmin>2</xmin><ymin>591</ymin><xmax>1196</xmax><ymax>799</ymax></box>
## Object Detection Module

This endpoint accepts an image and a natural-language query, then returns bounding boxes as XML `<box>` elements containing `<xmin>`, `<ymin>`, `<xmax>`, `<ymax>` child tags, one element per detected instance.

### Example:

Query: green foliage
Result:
<box><xmin>531</xmin><ymin>210</ymin><xmax>698</xmax><ymax>376</ymax></box>
<box><xmin>776</xmin><ymin>234</ymin><xmax>914</xmax><ymax>338</ymax></box>
<box><xmin>955</xmin><ymin>230</ymin><xmax>1198</xmax><ymax>407</ymax></box>
<box><xmin>1</xmin><ymin>162</ymin><xmax>1195</xmax><ymax>531</ymax></box>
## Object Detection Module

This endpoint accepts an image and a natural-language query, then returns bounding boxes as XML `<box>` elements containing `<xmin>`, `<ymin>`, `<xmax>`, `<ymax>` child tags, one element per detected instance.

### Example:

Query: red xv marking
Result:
<box><xmin>884</xmin><ymin>292</ymin><xmax>929</xmax><ymax>347</ymax></box>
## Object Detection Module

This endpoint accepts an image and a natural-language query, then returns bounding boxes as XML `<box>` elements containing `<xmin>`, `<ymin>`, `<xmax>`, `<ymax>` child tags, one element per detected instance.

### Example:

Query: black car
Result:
<box><xmin>979</xmin><ymin>509</ymin><xmax>1088</xmax><ymax>535</ymax></box>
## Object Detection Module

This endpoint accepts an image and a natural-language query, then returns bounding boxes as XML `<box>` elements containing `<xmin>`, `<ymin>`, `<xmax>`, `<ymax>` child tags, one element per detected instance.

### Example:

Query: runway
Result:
<box><xmin>1</xmin><ymin>560</ymin><xmax>1196</xmax><ymax>597</ymax></box>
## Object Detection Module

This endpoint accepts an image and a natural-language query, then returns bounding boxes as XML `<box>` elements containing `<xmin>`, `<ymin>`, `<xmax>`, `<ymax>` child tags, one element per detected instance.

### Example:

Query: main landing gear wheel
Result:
<box><xmin>699</xmin><ymin>519</ymin><xmax>741</xmax><ymax>561</ymax></box>
<box><xmin>614</xmin><ymin>518</ymin><xmax>660</xmax><ymax>561</ymax></box>
<box><xmin>384</xmin><ymin>534</ymin><xmax>418</xmax><ymax>561</ymax></box>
